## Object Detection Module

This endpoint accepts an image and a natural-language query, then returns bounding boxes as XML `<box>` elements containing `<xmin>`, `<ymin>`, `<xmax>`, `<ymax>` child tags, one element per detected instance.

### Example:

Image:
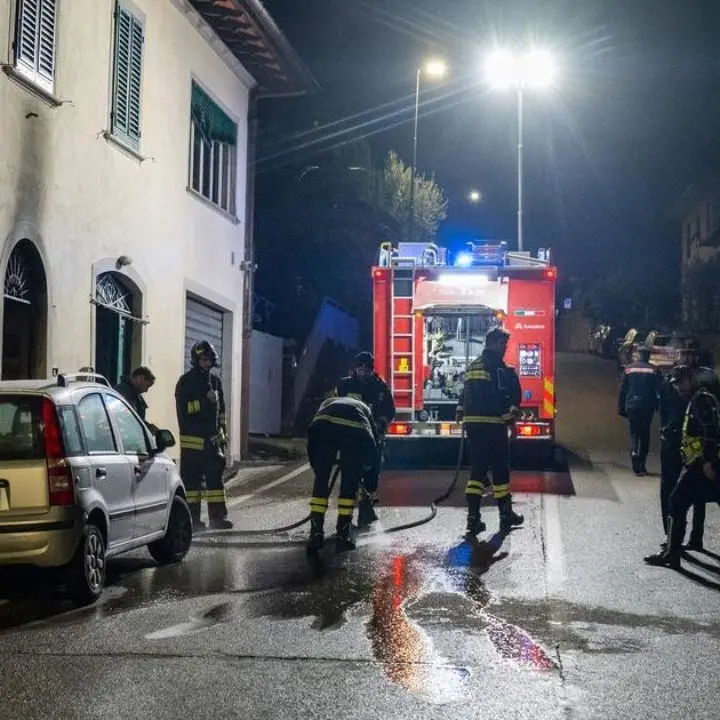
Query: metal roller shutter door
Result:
<box><xmin>184</xmin><ymin>296</ymin><xmax>224</xmax><ymax>377</ymax></box>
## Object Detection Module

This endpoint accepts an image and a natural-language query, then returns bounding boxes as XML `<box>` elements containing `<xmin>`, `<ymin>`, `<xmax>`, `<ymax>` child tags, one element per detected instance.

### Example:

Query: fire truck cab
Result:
<box><xmin>372</xmin><ymin>240</ymin><xmax>557</xmax><ymax>460</ymax></box>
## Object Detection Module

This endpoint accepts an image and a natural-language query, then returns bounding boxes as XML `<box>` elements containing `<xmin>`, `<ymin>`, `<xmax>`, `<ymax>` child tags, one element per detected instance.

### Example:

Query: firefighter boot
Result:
<box><xmin>498</xmin><ymin>496</ymin><xmax>524</xmax><ymax>534</ymax></box>
<box><xmin>357</xmin><ymin>491</ymin><xmax>378</xmax><ymax>529</ymax></box>
<box><xmin>335</xmin><ymin>515</ymin><xmax>356</xmax><ymax>553</ymax></box>
<box><xmin>644</xmin><ymin>518</ymin><xmax>682</xmax><ymax>569</ymax></box>
<box><xmin>465</xmin><ymin>497</ymin><xmax>486</xmax><ymax>540</ymax></box>
<box><xmin>306</xmin><ymin>513</ymin><xmax>325</xmax><ymax>555</ymax></box>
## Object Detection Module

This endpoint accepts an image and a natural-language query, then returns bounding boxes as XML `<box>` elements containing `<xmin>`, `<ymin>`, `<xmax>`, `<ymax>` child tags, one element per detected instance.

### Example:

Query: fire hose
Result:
<box><xmin>196</xmin><ymin>427</ymin><xmax>467</xmax><ymax>538</ymax></box>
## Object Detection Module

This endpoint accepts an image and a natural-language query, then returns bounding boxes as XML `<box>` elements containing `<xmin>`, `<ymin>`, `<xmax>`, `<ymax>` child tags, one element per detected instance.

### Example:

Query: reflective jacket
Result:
<box><xmin>312</xmin><ymin>396</ymin><xmax>377</xmax><ymax>441</ymax></box>
<box><xmin>618</xmin><ymin>361</ymin><xmax>660</xmax><ymax>415</ymax></box>
<box><xmin>336</xmin><ymin>372</ymin><xmax>395</xmax><ymax>428</ymax></box>
<box><xmin>458</xmin><ymin>349</ymin><xmax>522</xmax><ymax>425</ymax></box>
<box><xmin>175</xmin><ymin>367</ymin><xmax>226</xmax><ymax>453</ymax></box>
<box><xmin>681</xmin><ymin>389</ymin><xmax>720</xmax><ymax>466</ymax></box>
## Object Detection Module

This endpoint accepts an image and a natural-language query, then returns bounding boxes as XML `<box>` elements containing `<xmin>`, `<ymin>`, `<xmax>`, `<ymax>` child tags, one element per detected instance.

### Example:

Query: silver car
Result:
<box><xmin>0</xmin><ymin>372</ymin><xmax>192</xmax><ymax>604</ymax></box>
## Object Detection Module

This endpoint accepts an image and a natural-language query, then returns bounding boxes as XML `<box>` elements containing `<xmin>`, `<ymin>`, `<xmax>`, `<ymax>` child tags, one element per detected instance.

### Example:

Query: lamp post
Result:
<box><xmin>410</xmin><ymin>58</ymin><xmax>447</xmax><ymax>241</ymax></box>
<box><xmin>468</xmin><ymin>189</ymin><xmax>483</xmax><ymax>204</ymax></box>
<box><xmin>484</xmin><ymin>48</ymin><xmax>557</xmax><ymax>252</ymax></box>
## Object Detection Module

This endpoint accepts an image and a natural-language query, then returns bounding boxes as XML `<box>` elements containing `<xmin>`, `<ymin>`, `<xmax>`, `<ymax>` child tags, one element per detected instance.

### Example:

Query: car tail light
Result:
<box><xmin>42</xmin><ymin>398</ymin><xmax>73</xmax><ymax>506</ymax></box>
<box><xmin>388</xmin><ymin>422</ymin><xmax>412</xmax><ymax>436</ymax></box>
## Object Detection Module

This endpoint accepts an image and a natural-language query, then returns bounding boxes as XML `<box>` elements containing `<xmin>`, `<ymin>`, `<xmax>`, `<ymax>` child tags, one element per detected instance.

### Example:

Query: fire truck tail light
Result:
<box><xmin>388</xmin><ymin>422</ymin><xmax>412</xmax><ymax>436</ymax></box>
<box><xmin>545</xmin><ymin>268</ymin><xmax>557</xmax><ymax>280</ymax></box>
<box><xmin>516</xmin><ymin>423</ymin><xmax>551</xmax><ymax>437</ymax></box>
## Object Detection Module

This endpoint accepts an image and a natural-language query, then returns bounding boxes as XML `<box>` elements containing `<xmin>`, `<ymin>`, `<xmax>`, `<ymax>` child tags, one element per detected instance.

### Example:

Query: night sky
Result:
<box><xmin>258</xmin><ymin>0</ymin><xmax>720</xmax><ymax>289</ymax></box>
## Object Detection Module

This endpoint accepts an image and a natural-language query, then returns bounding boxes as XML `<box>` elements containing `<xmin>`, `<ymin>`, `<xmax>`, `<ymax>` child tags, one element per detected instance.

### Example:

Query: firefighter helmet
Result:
<box><xmin>354</xmin><ymin>351</ymin><xmax>374</xmax><ymax>370</ymax></box>
<box><xmin>486</xmin><ymin>327</ymin><xmax>510</xmax><ymax>345</ymax></box>
<box><xmin>191</xmin><ymin>340</ymin><xmax>219</xmax><ymax>367</ymax></box>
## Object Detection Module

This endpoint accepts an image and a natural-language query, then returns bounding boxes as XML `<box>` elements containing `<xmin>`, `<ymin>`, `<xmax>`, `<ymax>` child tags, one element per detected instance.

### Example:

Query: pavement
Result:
<box><xmin>1</xmin><ymin>352</ymin><xmax>720</xmax><ymax>719</ymax></box>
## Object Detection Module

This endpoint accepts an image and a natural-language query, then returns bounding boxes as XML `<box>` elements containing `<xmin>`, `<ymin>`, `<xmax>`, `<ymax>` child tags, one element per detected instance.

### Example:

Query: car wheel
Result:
<box><xmin>148</xmin><ymin>495</ymin><xmax>193</xmax><ymax>566</ymax></box>
<box><xmin>67</xmin><ymin>523</ymin><xmax>106</xmax><ymax>605</ymax></box>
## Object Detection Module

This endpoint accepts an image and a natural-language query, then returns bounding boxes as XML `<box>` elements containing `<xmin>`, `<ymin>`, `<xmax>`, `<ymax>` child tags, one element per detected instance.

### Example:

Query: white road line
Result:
<box><xmin>542</xmin><ymin>494</ymin><xmax>566</xmax><ymax>596</ymax></box>
<box><xmin>227</xmin><ymin>462</ymin><xmax>311</xmax><ymax>508</ymax></box>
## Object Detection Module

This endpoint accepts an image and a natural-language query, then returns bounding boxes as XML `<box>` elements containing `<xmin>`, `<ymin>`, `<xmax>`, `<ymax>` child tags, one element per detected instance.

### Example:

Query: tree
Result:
<box><xmin>379</xmin><ymin>151</ymin><xmax>448</xmax><ymax>243</ymax></box>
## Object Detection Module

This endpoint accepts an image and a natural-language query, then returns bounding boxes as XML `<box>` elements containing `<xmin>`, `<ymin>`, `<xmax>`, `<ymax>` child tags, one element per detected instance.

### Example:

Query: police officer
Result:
<box><xmin>618</xmin><ymin>346</ymin><xmax>661</xmax><ymax>475</ymax></box>
<box><xmin>644</xmin><ymin>374</ymin><xmax>720</xmax><ymax>569</ymax></box>
<box><xmin>456</xmin><ymin>327</ymin><xmax>524</xmax><ymax>538</ymax></box>
<box><xmin>336</xmin><ymin>352</ymin><xmax>395</xmax><ymax>528</ymax></box>
<box><xmin>175</xmin><ymin>340</ymin><xmax>232</xmax><ymax>531</ymax></box>
<box><xmin>306</xmin><ymin>395</ymin><xmax>379</xmax><ymax>554</ymax></box>
<box><xmin>115</xmin><ymin>366</ymin><xmax>158</xmax><ymax>433</ymax></box>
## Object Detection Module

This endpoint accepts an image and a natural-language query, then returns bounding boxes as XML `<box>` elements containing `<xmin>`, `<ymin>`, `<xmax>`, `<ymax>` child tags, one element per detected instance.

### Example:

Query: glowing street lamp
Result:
<box><xmin>468</xmin><ymin>189</ymin><xmax>483</xmax><ymax>203</ymax></box>
<box><xmin>484</xmin><ymin>48</ymin><xmax>557</xmax><ymax>251</ymax></box>
<box><xmin>409</xmin><ymin>58</ymin><xmax>448</xmax><ymax>240</ymax></box>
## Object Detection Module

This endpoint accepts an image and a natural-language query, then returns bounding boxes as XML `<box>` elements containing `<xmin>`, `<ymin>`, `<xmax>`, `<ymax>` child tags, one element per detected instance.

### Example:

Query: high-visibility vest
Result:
<box><xmin>680</xmin><ymin>389</ymin><xmax>720</xmax><ymax>465</ymax></box>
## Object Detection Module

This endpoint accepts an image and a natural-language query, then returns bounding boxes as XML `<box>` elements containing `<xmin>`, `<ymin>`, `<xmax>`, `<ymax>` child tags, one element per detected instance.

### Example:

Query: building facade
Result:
<box><xmin>673</xmin><ymin>176</ymin><xmax>720</xmax><ymax>332</ymax></box>
<box><xmin>0</xmin><ymin>0</ymin><xmax>312</xmax><ymax>460</ymax></box>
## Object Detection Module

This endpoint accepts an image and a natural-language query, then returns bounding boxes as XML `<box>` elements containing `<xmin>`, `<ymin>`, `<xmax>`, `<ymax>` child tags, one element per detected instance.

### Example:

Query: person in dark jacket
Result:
<box><xmin>657</xmin><ymin>366</ymin><xmax>705</xmax><ymax>550</ymax></box>
<box><xmin>456</xmin><ymin>327</ymin><xmax>524</xmax><ymax>538</ymax></box>
<box><xmin>644</xmin><ymin>374</ymin><xmax>720</xmax><ymax>569</ymax></box>
<box><xmin>618</xmin><ymin>346</ymin><xmax>661</xmax><ymax>475</ymax></box>
<box><xmin>336</xmin><ymin>351</ymin><xmax>395</xmax><ymax>528</ymax></box>
<box><xmin>115</xmin><ymin>366</ymin><xmax>157</xmax><ymax>433</ymax></box>
<box><xmin>306</xmin><ymin>396</ymin><xmax>379</xmax><ymax>554</ymax></box>
<box><xmin>175</xmin><ymin>340</ymin><xmax>232</xmax><ymax>531</ymax></box>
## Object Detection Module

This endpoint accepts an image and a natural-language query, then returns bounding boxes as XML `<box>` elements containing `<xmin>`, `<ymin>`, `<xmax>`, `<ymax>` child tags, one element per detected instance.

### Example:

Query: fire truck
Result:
<box><xmin>372</xmin><ymin>240</ymin><xmax>557</xmax><ymax>460</ymax></box>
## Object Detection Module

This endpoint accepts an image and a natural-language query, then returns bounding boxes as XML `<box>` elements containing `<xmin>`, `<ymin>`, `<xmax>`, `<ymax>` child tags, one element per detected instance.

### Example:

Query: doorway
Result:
<box><xmin>1</xmin><ymin>240</ymin><xmax>48</xmax><ymax>380</ymax></box>
<box><xmin>94</xmin><ymin>272</ymin><xmax>142</xmax><ymax>386</ymax></box>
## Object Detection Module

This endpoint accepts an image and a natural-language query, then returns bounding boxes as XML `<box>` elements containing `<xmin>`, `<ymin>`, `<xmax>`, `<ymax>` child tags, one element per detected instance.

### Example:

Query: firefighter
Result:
<box><xmin>335</xmin><ymin>351</ymin><xmax>395</xmax><ymax>528</ymax></box>
<box><xmin>618</xmin><ymin>346</ymin><xmax>661</xmax><ymax>476</ymax></box>
<box><xmin>644</xmin><ymin>373</ymin><xmax>720</xmax><ymax>569</ymax></box>
<box><xmin>657</xmin><ymin>366</ymin><xmax>705</xmax><ymax>550</ymax></box>
<box><xmin>306</xmin><ymin>395</ymin><xmax>379</xmax><ymax>554</ymax></box>
<box><xmin>175</xmin><ymin>340</ymin><xmax>232</xmax><ymax>531</ymax></box>
<box><xmin>115</xmin><ymin>366</ymin><xmax>158</xmax><ymax>433</ymax></box>
<box><xmin>455</xmin><ymin>327</ymin><xmax>524</xmax><ymax>538</ymax></box>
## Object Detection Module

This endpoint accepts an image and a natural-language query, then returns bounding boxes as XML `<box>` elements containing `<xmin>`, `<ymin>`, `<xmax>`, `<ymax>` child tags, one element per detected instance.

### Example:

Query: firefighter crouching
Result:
<box><xmin>644</xmin><ymin>370</ymin><xmax>720</xmax><ymax>569</ymax></box>
<box><xmin>336</xmin><ymin>351</ymin><xmax>395</xmax><ymax>528</ymax></box>
<box><xmin>307</xmin><ymin>396</ymin><xmax>379</xmax><ymax>554</ymax></box>
<box><xmin>175</xmin><ymin>341</ymin><xmax>233</xmax><ymax>531</ymax></box>
<box><xmin>456</xmin><ymin>327</ymin><xmax>524</xmax><ymax>538</ymax></box>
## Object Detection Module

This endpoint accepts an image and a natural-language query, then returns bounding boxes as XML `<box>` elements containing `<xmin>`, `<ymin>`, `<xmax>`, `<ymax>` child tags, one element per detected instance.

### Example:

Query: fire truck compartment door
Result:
<box><xmin>414</xmin><ymin>278</ymin><xmax>509</xmax><ymax>312</ymax></box>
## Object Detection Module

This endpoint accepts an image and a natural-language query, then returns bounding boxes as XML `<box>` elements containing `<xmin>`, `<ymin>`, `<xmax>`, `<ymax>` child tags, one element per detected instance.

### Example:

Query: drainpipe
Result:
<box><xmin>239</xmin><ymin>90</ymin><xmax>258</xmax><ymax>459</ymax></box>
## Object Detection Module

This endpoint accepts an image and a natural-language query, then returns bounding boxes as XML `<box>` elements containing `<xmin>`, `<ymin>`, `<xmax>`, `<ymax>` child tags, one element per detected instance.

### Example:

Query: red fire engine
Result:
<box><xmin>372</xmin><ymin>240</ymin><xmax>557</xmax><ymax>457</ymax></box>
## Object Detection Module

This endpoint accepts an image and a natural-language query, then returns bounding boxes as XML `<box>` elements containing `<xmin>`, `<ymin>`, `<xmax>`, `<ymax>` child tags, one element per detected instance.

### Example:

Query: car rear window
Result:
<box><xmin>0</xmin><ymin>395</ymin><xmax>44</xmax><ymax>460</ymax></box>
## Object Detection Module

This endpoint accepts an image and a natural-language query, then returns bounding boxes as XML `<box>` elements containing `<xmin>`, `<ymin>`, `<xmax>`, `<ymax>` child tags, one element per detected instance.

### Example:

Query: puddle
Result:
<box><xmin>145</xmin><ymin>601</ymin><xmax>235</xmax><ymax>639</ymax></box>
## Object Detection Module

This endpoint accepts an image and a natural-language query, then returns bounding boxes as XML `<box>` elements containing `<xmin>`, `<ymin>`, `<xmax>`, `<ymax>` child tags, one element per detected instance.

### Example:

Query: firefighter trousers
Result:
<box><xmin>660</xmin><ymin>440</ymin><xmax>705</xmax><ymax>542</ymax></box>
<box><xmin>362</xmin><ymin>432</ymin><xmax>384</xmax><ymax>497</ymax></box>
<box><xmin>464</xmin><ymin>423</ymin><xmax>512</xmax><ymax>514</ymax></box>
<box><xmin>180</xmin><ymin>447</ymin><xmax>228</xmax><ymax>524</ymax></box>
<box><xmin>307</xmin><ymin>423</ymin><xmax>364</xmax><ymax>529</ymax></box>
<box><xmin>667</xmin><ymin>460</ymin><xmax>720</xmax><ymax>554</ymax></box>
<box><xmin>627</xmin><ymin>410</ymin><xmax>653</xmax><ymax>471</ymax></box>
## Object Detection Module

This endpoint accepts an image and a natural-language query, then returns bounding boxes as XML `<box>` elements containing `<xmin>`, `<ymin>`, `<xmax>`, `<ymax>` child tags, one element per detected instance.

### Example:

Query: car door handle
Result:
<box><xmin>134</xmin><ymin>466</ymin><xmax>143</xmax><ymax>478</ymax></box>
<box><xmin>96</xmin><ymin>467</ymin><xmax>107</xmax><ymax>479</ymax></box>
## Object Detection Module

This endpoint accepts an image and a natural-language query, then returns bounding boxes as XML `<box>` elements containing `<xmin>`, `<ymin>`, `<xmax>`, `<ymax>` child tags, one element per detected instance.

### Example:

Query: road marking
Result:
<box><xmin>227</xmin><ymin>462</ymin><xmax>311</xmax><ymax>508</ymax></box>
<box><xmin>224</xmin><ymin>465</ymin><xmax>284</xmax><ymax>490</ymax></box>
<box><xmin>541</xmin><ymin>494</ymin><xmax>566</xmax><ymax>596</ymax></box>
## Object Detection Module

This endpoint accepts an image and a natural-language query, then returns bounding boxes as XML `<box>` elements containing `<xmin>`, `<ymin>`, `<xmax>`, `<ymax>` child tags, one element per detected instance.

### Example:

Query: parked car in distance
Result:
<box><xmin>0</xmin><ymin>372</ymin><xmax>193</xmax><ymax>604</ymax></box>
<box><xmin>599</xmin><ymin>326</ymin><xmax>628</xmax><ymax>360</ymax></box>
<box><xmin>587</xmin><ymin>325</ymin><xmax>607</xmax><ymax>355</ymax></box>
<box><xmin>644</xmin><ymin>331</ymin><xmax>698</xmax><ymax>374</ymax></box>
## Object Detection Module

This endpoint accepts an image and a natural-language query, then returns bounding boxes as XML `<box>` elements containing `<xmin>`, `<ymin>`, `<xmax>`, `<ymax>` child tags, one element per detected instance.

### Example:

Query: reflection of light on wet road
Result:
<box><xmin>145</xmin><ymin>602</ymin><xmax>235</xmax><ymax>639</ymax></box>
<box><xmin>368</xmin><ymin>555</ymin><xmax>471</xmax><ymax>705</ymax></box>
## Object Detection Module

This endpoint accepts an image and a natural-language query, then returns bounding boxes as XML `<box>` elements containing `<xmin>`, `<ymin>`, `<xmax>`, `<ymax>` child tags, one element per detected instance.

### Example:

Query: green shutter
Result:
<box><xmin>112</xmin><ymin>5</ymin><xmax>144</xmax><ymax>148</ymax></box>
<box><xmin>191</xmin><ymin>82</ymin><xmax>237</xmax><ymax>146</ymax></box>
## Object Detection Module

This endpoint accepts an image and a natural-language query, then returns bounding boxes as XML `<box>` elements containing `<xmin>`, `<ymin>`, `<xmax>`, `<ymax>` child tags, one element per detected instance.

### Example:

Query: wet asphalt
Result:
<box><xmin>1</xmin><ymin>353</ymin><xmax>720</xmax><ymax>719</ymax></box>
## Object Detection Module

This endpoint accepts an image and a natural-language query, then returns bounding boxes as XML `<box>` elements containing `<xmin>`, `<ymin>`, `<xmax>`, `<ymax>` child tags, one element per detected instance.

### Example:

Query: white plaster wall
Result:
<box><xmin>0</xmin><ymin>0</ymin><xmax>251</xmax><ymax>460</ymax></box>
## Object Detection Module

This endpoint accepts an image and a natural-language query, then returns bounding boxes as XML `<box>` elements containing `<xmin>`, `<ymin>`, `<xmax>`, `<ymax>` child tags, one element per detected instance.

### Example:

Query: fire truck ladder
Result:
<box><xmin>389</xmin><ymin>261</ymin><xmax>416</xmax><ymax>421</ymax></box>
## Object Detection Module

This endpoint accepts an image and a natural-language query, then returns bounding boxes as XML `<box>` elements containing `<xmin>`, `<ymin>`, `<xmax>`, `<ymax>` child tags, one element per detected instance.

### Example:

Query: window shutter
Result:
<box><xmin>15</xmin><ymin>0</ymin><xmax>39</xmax><ymax>80</ymax></box>
<box><xmin>37</xmin><ymin>0</ymin><xmax>57</xmax><ymax>88</ymax></box>
<box><xmin>112</xmin><ymin>6</ymin><xmax>143</xmax><ymax>147</ymax></box>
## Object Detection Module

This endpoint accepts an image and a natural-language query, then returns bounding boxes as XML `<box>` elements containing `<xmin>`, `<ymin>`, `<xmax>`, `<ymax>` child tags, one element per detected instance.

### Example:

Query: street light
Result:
<box><xmin>468</xmin><ymin>189</ymin><xmax>483</xmax><ymax>203</ymax></box>
<box><xmin>484</xmin><ymin>48</ymin><xmax>557</xmax><ymax>251</ymax></box>
<box><xmin>410</xmin><ymin>58</ymin><xmax>447</xmax><ymax>241</ymax></box>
